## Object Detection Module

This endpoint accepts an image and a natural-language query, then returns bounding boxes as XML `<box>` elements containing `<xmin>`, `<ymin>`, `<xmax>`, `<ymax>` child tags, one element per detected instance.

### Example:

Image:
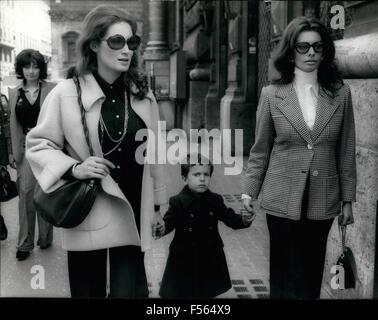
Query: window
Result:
<box><xmin>62</xmin><ymin>31</ymin><xmax>79</xmax><ymax>66</ymax></box>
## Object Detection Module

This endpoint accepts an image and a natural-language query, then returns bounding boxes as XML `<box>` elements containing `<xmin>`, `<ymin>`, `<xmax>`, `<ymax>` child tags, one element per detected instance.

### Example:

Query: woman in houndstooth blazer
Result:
<box><xmin>242</xmin><ymin>17</ymin><xmax>356</xmax><ymax>299</ymax></box>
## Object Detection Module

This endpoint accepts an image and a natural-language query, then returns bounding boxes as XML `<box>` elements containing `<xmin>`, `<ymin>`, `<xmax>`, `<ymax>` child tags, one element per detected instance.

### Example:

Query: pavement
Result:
<box><xmin>0</xmin><ymin>135</ymin><xmax>270</xmax><ymax>298</ymax></box>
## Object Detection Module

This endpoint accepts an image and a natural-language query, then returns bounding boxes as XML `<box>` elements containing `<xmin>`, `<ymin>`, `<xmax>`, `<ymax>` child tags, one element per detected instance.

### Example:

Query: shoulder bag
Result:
<box><xmin>33</xmin><ymin>76</ymin><xmax>100</xmax><ymax>228</ymax></box>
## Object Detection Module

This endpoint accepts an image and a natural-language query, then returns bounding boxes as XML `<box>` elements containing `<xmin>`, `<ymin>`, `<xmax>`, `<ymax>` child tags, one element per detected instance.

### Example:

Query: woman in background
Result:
<box><xmin>9</xmin><ymin>49</ymin><xmax>55</xmax><ymax>260</ymax></box>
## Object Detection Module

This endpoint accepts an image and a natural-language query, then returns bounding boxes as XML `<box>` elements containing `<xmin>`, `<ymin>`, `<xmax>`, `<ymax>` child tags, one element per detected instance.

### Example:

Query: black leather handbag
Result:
<box><xmin>0</xmin><ymin>166</ymin><xmax>18</xmax><ymax>202</ymax></box>
<box><xmin>336</xmin><ymin>225</ymin><xmax>358</xmax><ymax>289</ymax></box>
<box><xmin>33</xmin><ymin>76</ymin><xmax>100</xmax><ymax>228</ymax></box>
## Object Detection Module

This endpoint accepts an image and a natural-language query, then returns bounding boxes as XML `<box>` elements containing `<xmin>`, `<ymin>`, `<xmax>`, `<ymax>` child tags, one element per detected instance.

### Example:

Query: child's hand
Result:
<box><xmin>240</xmin><ymin>208</ymin><xmax>256</xmax><ymax>226</ymax></box>
<box><xmin>152</xmin><ymin>221</ymin><xmax>165</xmax><ymax>239</ymax></box>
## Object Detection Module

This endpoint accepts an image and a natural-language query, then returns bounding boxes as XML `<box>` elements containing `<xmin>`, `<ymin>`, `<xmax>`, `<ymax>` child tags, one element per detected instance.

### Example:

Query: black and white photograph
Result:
<box><xmin>0</xmin><ymin>0</ymin><xmax>377</xmax><ymax>312</ymax></box>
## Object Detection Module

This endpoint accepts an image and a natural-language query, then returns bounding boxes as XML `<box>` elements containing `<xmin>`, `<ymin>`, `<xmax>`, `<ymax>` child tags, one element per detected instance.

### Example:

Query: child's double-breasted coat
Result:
<box><xmin>159</xmin><ymin>186</ymin><xmax>250</xmax><ymax>298</ymax></box>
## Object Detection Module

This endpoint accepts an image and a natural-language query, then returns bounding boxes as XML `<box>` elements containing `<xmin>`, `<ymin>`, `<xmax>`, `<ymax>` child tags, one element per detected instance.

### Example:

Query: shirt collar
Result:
<box><xmin>93</xmin><ymin>71</ymin><xmax>125</xmax><ymax>94</ymax></box>
<box><xmin>294</xmin><ymin>67</ymin><xmax>319</xmax><ymax>97</ymax></box>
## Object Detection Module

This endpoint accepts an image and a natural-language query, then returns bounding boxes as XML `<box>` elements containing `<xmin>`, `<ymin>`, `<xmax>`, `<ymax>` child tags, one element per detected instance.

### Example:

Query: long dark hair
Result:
<box><xmin>271</xmin><ymin>16</ymin><xmax>343</xmax><ymax>93</ymax></box>
<box><xmin>75</xmin><ymin>5</ymin><xmax>148</xmax><ymax>99</ymax></box>
<box><xmin>15</xmin><ymin>49</ymin><xmax>48</xmax><ymax>82</ymax></box>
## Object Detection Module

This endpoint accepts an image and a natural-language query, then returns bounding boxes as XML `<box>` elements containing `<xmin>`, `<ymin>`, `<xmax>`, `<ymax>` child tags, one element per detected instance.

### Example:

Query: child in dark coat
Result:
<box><xmin>155</xmin><ymin>154</ymin><xmax>255</xmax><ymax>298</ymax></box>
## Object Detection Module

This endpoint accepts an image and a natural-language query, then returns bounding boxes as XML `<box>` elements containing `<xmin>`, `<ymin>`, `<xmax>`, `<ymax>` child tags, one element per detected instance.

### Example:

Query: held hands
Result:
<box><xmin>242</xmin><ymin>197</ymin><xmax>257</xmax><ymax>226</ymax></box>
<box><xmin>240</xmin><ymin>208</ymin><xmax>256</xmax><ymax>225</ymax></box>
<box><xmin>152</xmin><ymin>210</ymin><xmax>165</xmax><ymax>240</ymax></box>
<box><xmin>8</xmin><ymin>155</ymin><xmax>16</xmax><ymax>169</ymax></box>
<box><xmin>338</xmin><ymin>202</ymin><xmax>354</xmax><ymax>226</ymax></box>
<box><xmin>72</xmin><ymin>156</ymin><xmax>115</xmax><ymax>180</ymax></box>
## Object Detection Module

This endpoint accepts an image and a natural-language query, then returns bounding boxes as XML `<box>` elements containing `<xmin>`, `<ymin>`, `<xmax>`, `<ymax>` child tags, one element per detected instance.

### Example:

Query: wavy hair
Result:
<box><xmin>271</xmin><ymin>16</ymin><xmax>343</xmax><ymax>93</ymax></box>
<box><xmin>15</xmin><ymin>49</ymin><xmax>47</xmax><ymax>82</ymax></box>
<box><xmin>75</xmin><ymin>5</ymin><xmax>148</xmax><ymax>99</ymax></box>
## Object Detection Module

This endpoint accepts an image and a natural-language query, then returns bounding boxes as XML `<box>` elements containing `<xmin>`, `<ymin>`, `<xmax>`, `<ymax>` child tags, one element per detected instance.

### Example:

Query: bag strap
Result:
<box><xmin>72</xmin><ymin>76</ymin><xmax>95</xmax><ymax>157</ymax></box>
<box><xmin>339</xmin><ymin>225</ymin><xmax>346</xmax><ymax>254</ymax></box>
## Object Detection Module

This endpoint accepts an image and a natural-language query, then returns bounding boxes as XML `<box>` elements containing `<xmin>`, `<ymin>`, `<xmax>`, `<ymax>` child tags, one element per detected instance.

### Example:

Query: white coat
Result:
<box><xmin>26</xmin><ymin>73</ymin><xmax>167</xmax><ymax>252</ymax></box>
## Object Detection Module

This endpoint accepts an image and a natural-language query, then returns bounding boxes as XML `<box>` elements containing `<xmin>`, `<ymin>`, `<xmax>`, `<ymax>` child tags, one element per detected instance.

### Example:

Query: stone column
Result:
<box><xmin>204</xmin><ymin>0</ymin><xmax>227</xmax><ymax>130</ymax></box>
<box><xmin>181</xmin><ymin>1</ymin><xmax>211</xmax><ymax>133</ymax></box>
<box><xmin>143</xmin><ymin>0</ymin><xmax>174</xmax><ymax>129</ymax></box>
<box><xmin>219</xmin><ymin>0</ymin><xmax>257</xmax><ymax>155</ymax></box>
<box><xmin>322</xmin><ymin>32</ymin><xmax>378</xmax><ymax>299</ymax></box>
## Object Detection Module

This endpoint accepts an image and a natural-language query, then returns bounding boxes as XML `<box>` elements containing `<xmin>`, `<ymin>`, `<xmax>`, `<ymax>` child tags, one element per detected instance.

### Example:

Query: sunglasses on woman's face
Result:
<box><xmin>101</xmin><ymin>34</ymin><xmax>141</xmax><ymax>51</ymax></box>
<box><xmin>294</xmin><ymin>41</ymin><xmax>324</xmax><ymax>54</ymax></box>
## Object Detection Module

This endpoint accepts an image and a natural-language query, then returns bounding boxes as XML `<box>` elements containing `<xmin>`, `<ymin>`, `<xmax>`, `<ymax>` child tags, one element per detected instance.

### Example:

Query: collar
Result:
<box><xmin>21</xmin><ymin>80</ymin><xmax>43</xmax><ymax>93</ymax></box>
<box><xmin>93</xmin><ymin>71</ymin><xmax>125</xmax><ymax>95</ymax></box>
<box><xmin>178</xmin><ymin>185</ymin><xmax>215</xmax><ymax>209</ymax></box>
<box><xmin>78</xmin><ymin>73</ymin><xmax>155</xmax><ymax>111</ymax></box>
<box><xmin>294</xmin><ymin>67</ymin><xmax>319</xmax><ymax>98</ymax></box>
<box><xmin>294</xmin><ymin>67</ymin><xmax>318</xmax><ymax>85</ymax></box>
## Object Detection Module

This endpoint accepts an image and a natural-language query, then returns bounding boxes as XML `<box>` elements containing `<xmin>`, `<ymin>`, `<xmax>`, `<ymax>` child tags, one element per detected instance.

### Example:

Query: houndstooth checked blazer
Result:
<box><xmin>243</xmin><ymin>82</ymin><xmax>356</xmax><ymax>221</ymax></box>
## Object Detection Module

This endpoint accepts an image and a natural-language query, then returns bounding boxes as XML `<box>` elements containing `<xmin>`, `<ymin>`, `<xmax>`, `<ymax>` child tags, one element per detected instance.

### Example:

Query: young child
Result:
<box><xmin>155</xmin><ymin>154</ymin><xmax>255</xmax><ymax>298</ymax></box>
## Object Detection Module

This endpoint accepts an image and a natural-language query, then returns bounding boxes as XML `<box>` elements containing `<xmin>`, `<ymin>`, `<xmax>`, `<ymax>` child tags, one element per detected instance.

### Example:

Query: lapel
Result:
<box><xmin>275</xmin><ymin>83</ymin><xmax>341</xmax><ymax>143</ymax></box>
<box><xmin>275</xmin><ymin>83</ymin><xmax>313</xmax><ymax>145</ymax></box>
<box><xmin>79</xmin><ymin>73</ymin><xmax>154</xmax><ymax>128</ymax></box>
<box><xmin>9</xmin><ymin>84</ymin><xmax>22</xmax><ymax>113</ymax></box>
<box><xmin>40</xmin><ymin>81</ymin><xmax>53</xmax><ymax>103</ymax></box>
<box><xmin>310</xmin><ymin>86</ymin><xmax>340</xmax><ymax>142</ymax></box>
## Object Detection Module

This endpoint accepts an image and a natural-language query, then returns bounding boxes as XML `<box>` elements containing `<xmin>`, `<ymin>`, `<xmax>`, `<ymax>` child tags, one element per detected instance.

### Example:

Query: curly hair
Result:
<box><xmin>75</xmin><ymin>5</ymin><xmax>148</xmax><ymax>99</ymax></box>
<box><xmin>271</xmin><ymin>16</ymin><xmax>343</xmax><ymax>94</ymax></box>
<box><xmin>14</xmin><ymin>49</ymin><xmax>47</xmax><ymax>81</ymax></box>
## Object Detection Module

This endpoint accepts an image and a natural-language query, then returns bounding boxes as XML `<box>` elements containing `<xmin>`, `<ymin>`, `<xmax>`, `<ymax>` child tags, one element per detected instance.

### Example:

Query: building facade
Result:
<box><xmin>144</xmin><ymin>0</ymin><xmax>378</xmax><ymax>299</ymax></box>
<box><xmin>49</xmin><ymin>0</ymin><xmax>143</xmax><ymax>81</ymax></box>
<box><xmin>0</xmin><ymin>0</ymin><xmax>52</xmax><ymax>93</ymax></box>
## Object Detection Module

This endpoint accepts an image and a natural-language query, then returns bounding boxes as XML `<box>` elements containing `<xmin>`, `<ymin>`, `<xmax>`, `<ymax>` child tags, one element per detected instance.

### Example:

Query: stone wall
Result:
<box><xmin>321</xmin><ymin>33</ymin><xmax>378</xmax><ymax>299</ymax></box>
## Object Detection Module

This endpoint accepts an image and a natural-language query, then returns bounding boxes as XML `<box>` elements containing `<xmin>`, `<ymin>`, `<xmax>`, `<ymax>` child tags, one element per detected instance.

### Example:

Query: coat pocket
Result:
<box><xmin>261</xmin><ymin>172</ymin><xmax>291</xmax><ymax>214</ymax></box>
<box><xmin>325</xmin><ymin>174</ymin><xmax>341</xmax><ymax>214</ymax></box>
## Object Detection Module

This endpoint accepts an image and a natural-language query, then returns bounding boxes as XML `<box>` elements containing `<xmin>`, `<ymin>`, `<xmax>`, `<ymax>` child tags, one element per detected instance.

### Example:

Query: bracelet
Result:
<box><xmin>71</xmin><ymin>162</ymin><xmax>81</xmax><ymax>177</ymax></box>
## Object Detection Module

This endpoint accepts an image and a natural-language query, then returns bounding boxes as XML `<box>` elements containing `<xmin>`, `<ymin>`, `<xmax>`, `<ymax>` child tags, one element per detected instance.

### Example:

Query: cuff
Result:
<box><xmin>241</xmin><ymin>194</ymin><xmax>252</xmax><ymax>200</ymax></box>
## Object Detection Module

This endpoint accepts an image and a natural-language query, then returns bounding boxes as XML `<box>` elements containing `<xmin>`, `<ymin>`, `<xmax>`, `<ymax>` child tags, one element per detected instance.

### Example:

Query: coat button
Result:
<box><xmin>209</xmin><ymin>212</ymin><xmax>213</xmax><ymax>216</ymax></box>
<box><xmin>312</xmin><ymin>170</ymin><xmax>318</xmax><ymax>176</ymax></box>
<box><xmin>190</xmin><ymin>213</ymin><xmax>194</xmax><ymax>218</ymax></box>
<box><xmin>188</xmin><ymin>227</ymin><xmax>193</xmax><ymax>232</ymax></box>
<box><xmin>307</xmin><ymin>144</ymin><xmax>313</xmax><ymax>150</ymax></box>
<box><xmin>209</xmin><ymin>226</ymin><xmax>213</xmax><ymax>230</ymax></box>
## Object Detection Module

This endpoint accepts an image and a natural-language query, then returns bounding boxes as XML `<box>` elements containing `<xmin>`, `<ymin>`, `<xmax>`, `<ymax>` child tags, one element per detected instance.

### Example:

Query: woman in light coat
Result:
<box><xmin>26</xmin><ymin>5</ymin><xmax>167</xmax><ymax>297</ymax></box>
<box><xmin>242</xmin><ymin>17</ymin><xmax>356</xmax><ymax>299</ymax></box>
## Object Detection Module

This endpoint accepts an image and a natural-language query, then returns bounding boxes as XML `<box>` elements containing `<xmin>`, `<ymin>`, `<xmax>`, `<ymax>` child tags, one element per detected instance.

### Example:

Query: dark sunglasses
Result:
<box><xmin>101</xmin><ymin>34</ymin><xmax>141</xmax><ymax>51</ymax></box>
<box><xmin>294</xmin><ymin>41</ymin><xmax>324</xmax><ymax>54</ymax></box>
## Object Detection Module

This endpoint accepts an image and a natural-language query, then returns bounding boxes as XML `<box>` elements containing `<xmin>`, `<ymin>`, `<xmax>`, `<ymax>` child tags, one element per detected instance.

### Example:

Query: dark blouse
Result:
<box><xmin>15</xmin><ymin>87</ymin><xmax>41</xmax><ymax>135</ymax></box>
<box><xmin>93</xmin><ymin>72</ymin><xmax>147</xmax><ymax>231</ymax></box>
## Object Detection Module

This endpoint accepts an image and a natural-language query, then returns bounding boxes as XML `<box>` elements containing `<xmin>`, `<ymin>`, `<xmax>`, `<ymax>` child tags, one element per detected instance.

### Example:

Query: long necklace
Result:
<box><xmin>100</xmin><ymin>96</ymin><xmax>129</xmax><ymax>156</ymax></box>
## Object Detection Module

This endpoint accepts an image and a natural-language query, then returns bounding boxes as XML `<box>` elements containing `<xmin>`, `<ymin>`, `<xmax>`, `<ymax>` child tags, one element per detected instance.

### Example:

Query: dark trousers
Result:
<box><xmin>266</xmin><ymin>214</ymin><xmax>334</xmax><ymax>299</ymax></box>
<box><xmin>67</xmin><ymin>245</ymin><xmax>148</xmax><ymax>298</ymax></box>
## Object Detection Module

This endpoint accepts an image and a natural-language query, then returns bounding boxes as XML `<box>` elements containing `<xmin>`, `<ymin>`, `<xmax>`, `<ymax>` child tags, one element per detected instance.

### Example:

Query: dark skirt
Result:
<box><xmin>159</xmin><ymin>245</ymin><xmax>232</xmax><ymax>298</ymax></box>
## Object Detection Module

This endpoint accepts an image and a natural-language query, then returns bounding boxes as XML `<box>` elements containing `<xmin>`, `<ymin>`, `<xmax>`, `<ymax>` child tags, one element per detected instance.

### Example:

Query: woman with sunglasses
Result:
<box><xmin>242</xmin><ymin>16</ymin><xmax>356</xmax><ymax>299</ymax></box>
<box><xmin>26</xmin><ymin>5</ymin><xmax>167</xmax><ymax>297</ymax></box>
<box><xmin>8</xmin><ymin>49</ymin><xmax>55</xmax><ymax>260</ymax></box>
